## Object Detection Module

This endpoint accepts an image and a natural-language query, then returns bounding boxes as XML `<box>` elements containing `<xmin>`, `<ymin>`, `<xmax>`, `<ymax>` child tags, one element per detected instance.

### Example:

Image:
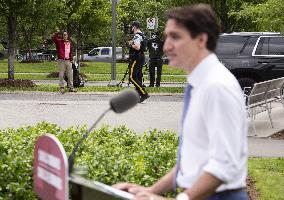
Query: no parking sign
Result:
<box><xmin>147</xmin><ymin>18</ymin><xmax>157</xmax><ymax>30</ymax></box>
<box><xmin>33</xmin><ymin>134</ymin><xmax>68</xmax><ymax>200</ymax></box>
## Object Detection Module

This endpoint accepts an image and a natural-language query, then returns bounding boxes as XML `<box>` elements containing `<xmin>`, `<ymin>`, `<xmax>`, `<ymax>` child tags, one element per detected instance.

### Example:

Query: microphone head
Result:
<box><xmin>110</xmin><ymin>89</ymin><xmax>140</xmax><ymax>113</ymax></box>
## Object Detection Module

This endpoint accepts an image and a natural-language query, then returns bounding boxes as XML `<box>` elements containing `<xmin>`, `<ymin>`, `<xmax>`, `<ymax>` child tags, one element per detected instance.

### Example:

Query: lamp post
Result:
<box><xmin>108</xmin><ymin>0</ymin><xmax>119</xmax><ymax>86</ymax></box>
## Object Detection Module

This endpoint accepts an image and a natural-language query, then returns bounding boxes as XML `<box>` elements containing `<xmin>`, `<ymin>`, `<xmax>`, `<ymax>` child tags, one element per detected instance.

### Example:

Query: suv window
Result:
<box><xmin>239</xmin><ymin>37</ymin><xmax>258</xmax><ymax>56</ymax></box>
<box><xmin>88</xmin><ymin>48</ymin><xmax>99</xmax><ymax>56</ymax></box>
<box><xmin>254</xmin><ymin>36</ymin><xmax>284</xmax><ymax>56</ymax></box>
<box><xmin>216</xmin><ymin>36</ymin><xmax>249</xmax><ymax>55</ymax></box>
<box><xmin>101</xmin><ymin>48</ymin><xmax>110</xmax><ymax>55</ymax></box>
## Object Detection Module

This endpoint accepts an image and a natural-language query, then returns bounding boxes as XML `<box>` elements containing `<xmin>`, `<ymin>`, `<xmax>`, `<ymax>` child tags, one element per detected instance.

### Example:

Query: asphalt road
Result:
<box><xmin>0</xmin><ymin>92</ymin><xmax>183</xmax><ymax>134</ymax></box>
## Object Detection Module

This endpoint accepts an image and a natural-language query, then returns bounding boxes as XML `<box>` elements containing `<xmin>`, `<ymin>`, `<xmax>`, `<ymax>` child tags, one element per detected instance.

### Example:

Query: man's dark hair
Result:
<box><xmin>131</xmin><ymin>21</ymin><xmax>141</xmax><ymax>29</ymax></box>
<box><xmin>167</xmin><ymin>4</ymin><xmax>220</xmax><ymax>51</ymax></box>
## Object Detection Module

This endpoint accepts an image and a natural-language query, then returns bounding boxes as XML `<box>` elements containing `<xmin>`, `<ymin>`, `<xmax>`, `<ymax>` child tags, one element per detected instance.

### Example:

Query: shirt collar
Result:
<box><xmin>187</xmin><ymin>53</ymin><xmax>218</xmax><ymax>88</ymax></box>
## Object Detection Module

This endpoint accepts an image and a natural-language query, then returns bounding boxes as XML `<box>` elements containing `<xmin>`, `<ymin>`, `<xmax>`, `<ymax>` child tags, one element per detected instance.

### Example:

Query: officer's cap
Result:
<box><xmin>131</xmin><ymin>21</ymin><xmax>141</xmax><ymax>29</ymax></box>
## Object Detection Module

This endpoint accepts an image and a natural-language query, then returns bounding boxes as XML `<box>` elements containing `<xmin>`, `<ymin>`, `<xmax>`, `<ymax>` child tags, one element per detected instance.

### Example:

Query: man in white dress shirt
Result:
<box><xmin>114</xmin><ymin>4</ymin><xmax>248</xmax><ymax>200</ymax></box>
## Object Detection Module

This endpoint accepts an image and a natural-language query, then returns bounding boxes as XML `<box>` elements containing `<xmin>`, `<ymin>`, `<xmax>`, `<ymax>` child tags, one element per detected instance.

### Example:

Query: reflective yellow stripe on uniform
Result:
<box><xmin>130</xmin><ymin>60</ymin><xmax>145</xmax><ymax>94</ymax></box>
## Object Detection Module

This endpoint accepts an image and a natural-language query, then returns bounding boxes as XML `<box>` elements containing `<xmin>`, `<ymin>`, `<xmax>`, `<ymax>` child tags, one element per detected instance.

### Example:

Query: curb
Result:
<box><xmin>0</xmin><ymin>90</ymin><xmax>184</xmax><ymax>96</ymax></box>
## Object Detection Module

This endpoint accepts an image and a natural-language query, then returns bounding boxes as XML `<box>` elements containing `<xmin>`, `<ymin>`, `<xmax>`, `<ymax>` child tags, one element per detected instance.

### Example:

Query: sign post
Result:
<box><xmin>108</xmin><ymin>0</ymin><xmax>119</xmax><ymax>86</ymax></box>
<box><xmin>33</xmin><ymin>134</ymin><xmax>68</xmax><ymax>200</ymax></box>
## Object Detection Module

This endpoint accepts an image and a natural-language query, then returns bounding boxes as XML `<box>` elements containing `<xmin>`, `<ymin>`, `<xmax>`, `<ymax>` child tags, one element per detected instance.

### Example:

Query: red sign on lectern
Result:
<box><xmin>33</xmin><ymin>134</ymin><xmax>68</xmax><ymax>200</ymax></box>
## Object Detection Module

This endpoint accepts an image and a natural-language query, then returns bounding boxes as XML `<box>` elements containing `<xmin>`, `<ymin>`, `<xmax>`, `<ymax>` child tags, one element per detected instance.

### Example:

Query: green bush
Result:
<box><xmin>0</xmin><ymin>122</ymin><xmax>177</xmax><ymax>199</ymax></box>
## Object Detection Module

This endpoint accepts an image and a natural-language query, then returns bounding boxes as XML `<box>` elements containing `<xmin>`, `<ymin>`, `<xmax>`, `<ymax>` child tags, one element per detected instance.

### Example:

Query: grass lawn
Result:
<box><xmin>0</xmin><ymin>73</ymin><xmax>49</xmax><ymax>80</ymax></box>
<box><xmin>0</xmin><ymin>59</ymin><xmax>58</xmax><ymax>73</ymax></box>
<box><xmin>0</xmin><ymin>59</ymin><xmax>186</xmax><ymax>75</ymax></box>
<box><xmin>248</xmin><ymin>157</ymin><xmax>284</xmax><ymax>200</ymax></box>
<box><xmin>0</xmin><ymin>59</ymin><xmax>187</xmax><ymax>82</ymax></box>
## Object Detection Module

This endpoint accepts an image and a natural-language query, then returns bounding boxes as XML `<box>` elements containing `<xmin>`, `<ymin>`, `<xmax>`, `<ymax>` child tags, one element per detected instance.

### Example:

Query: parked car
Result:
<box><xmin>16</xmin><ymin>49</ymin><xmax>55</xmax><ymax>62</ymax></box>
<box><xmin>82</xmin><ymin>47</ymin><xmax>129</xmax><ymax>62</ymax></box>
<box><xmin>0</xmin><ymin>52</ymin><xmax>4</xmax><ymax>60</ymax></box>
<box><xmin>0</xmin><ymin>47</ymin><xmax>8</xmax><ymax>60</ymax></box>
<box><xmin>215</xmin><ymin>32</ymin><xmax>284</xmax><ymax>90</ymax></box>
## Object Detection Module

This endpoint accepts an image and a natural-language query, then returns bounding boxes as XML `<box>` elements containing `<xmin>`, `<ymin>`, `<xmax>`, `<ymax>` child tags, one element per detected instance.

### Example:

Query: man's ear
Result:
<box><xmin>197</xmin><ymin>33</ymin><xmax>208</xmax><ymax>49</ymax></box>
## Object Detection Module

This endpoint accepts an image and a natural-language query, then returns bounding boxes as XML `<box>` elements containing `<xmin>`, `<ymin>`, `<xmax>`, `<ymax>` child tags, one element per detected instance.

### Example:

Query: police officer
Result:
<box><xmin>148</xmin><ymin>32</ymin><xmax>164</xmax><ymax>87</ymax></box>
<box><xmin>128</xmin><ymin>21</ymin><xmax>150</xmax><ymax>103</ymax></box>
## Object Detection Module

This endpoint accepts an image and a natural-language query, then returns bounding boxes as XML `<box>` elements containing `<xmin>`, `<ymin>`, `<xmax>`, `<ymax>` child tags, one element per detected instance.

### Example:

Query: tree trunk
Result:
<box><xmin>220</xmin><ymin>0</ymin><xmax>229</xmax><ymax>32</ymax></box>
<box><xmin>7</xmin><ymin>14</ymin><xmax>16</xmax><ymax>80</ymax></box>
<box><xmin>28</xmin><ymin>49</ymin><xmax>32</xmax><ymax>60</ymax></box>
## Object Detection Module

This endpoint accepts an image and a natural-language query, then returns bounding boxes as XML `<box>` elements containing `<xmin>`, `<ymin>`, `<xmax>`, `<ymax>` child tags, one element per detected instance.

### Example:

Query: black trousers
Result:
<box><xmin>129</xmin><ymin>54</ymin><xmax>147</xmax><ymax>96</ymax></box>
<box><xmin>149</xmin><ymin>58</ymin><xmax>163</xmax><ymax>86</ymax></box>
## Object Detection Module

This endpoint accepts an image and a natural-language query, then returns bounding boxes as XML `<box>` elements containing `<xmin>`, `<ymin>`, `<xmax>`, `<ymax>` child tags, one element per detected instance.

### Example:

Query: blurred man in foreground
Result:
<box><xmin>114</xmin><ymin>4</ymin><xmax>248</xmax><ymax>200</ymax></box>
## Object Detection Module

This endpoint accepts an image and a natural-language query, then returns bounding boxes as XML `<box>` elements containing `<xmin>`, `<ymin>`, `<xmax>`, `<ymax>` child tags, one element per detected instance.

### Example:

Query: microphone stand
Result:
<box><xmin>68</xmin><ymin>107</ymin><xmax>112</xmax><ymax>175</ymax></box>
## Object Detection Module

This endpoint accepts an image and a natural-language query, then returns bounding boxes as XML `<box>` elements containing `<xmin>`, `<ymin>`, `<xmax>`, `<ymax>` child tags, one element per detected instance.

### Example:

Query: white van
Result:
<box><xmin>82</xmin><ymin>47</ymin><xmax>128</xmax><ymax>62</ymax></box>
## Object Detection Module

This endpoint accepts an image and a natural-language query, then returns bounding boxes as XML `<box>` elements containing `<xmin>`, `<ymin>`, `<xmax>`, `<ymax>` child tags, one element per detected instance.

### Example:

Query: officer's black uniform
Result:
<box><xmin>128</xmin><ymin>22</ymin><xmax>149</xmax><ymax>102</ymax></box>
<box><xmin>147</xmin><ymin>33</ymin><xmax>164</xmax><ymax>87</ymax></box>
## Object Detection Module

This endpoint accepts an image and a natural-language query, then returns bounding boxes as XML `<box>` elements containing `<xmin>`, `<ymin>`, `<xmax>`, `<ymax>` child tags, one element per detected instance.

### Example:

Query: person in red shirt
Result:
<box><xmin>52</xmin><ymin>30</ymin><xmax>76</xmax><ymax>93</ymax></box>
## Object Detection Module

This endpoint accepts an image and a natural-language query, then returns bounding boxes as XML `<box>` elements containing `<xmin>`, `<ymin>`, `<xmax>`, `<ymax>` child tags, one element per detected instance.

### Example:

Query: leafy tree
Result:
<box><xmin>230</xmin><ymin>0</ymin><xmax>284</xmax><ymax>32</ymax></box>
<box><xmin>0</xmin><ymin>0</ymin><xmax>55</xmax><ymax>80</ymax></box>
<box><xmin>54</xmin><ymin>0</ymin><xmax>111</xmax><ymax>61</ymax></box>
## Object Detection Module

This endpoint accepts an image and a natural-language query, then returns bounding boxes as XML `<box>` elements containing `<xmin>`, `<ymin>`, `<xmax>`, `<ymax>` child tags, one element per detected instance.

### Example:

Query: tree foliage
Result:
<box><xmin>230</xmin><ymin>0</ymin><xmax>284</xmax><ymax>32</ymax></box>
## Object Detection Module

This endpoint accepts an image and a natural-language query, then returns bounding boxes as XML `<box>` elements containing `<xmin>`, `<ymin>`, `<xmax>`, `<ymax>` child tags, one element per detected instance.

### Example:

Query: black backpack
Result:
<box><xmin>64</xmin><ymin>63</ymin><xmax>84</xmax><ymax>88</ymax></box>
<box><xmin>136</xmin><ymin>32</ymin><xmax>148</xmax><ymax>52</ymax></box>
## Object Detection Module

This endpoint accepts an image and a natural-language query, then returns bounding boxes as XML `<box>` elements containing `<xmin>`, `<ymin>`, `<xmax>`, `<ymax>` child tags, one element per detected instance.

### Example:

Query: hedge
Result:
<box><xmin>0</xmin><ymin>122</ymin><xmax>177</xmax><ymax>199</ymax></box>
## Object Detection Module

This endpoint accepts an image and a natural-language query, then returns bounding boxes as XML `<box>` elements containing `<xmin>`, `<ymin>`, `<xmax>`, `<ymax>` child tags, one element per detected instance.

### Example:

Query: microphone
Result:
<box><xmin>110</xmin><ymin>88</ymin><xmax>140</xmax><ymax>113</ymax></box>
<box><xmin>68</xmin><ymin>89</ymin><xmax>140</xmax><ymax>174</ymax></box>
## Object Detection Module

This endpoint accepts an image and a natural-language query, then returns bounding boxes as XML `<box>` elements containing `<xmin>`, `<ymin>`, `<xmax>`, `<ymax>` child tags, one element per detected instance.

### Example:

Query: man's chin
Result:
<box><xmin>168</xmin><ymin>60</ymin><xmax>178</xmax><ymax>68</ymax></box>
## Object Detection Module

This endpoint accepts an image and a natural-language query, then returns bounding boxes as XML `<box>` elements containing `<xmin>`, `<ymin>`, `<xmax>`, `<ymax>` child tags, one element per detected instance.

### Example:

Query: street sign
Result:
<box><xmin>33</xmin><ymin>134</ymin><xmax>68</xmax><ymax>200</ymax></box>
<box><xmin>147</xmin><ymin>18</ymin><xmax>156</xmax><ymax>30</ymax></box>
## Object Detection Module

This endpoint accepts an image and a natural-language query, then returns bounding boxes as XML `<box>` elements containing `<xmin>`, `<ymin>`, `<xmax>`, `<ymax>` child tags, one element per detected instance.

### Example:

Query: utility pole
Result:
<box><xmin>108</xmin><ymin>0</ymin><xmax>118</xmax><ymax>86</ymax></box>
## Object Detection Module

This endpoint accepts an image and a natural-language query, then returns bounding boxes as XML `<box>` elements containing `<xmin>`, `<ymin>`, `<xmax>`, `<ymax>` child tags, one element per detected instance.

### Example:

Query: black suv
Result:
<box><xmin>216</xmin><ymin>32</ymin><xmax>284</xmax><ymax>89</ymax></box>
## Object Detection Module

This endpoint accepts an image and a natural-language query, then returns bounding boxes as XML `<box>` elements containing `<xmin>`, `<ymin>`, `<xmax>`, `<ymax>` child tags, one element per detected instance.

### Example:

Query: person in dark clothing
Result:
<box><xmin>128</xmin><ymin>21</ymin><xmax>150</xmax><ymax>103</ymax></box>
<box><xmin>147</xmin><ymin>32</ymin><xmax>164</xmax><ymax>87</ymax></box>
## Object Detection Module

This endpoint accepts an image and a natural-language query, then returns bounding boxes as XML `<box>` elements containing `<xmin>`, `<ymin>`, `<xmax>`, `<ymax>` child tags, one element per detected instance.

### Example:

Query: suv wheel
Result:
<box><xmin>238</xmin><ymin>77</ymin><xmax>256</xmax><ymax>95</ymax></box>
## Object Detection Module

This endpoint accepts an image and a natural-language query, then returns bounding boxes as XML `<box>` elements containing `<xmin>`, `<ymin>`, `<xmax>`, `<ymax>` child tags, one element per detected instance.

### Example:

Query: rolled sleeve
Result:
<box><xmin>203</xmin><ymin>157</ymin><xmax>239</xmax><ymax>183</ymax></box>
<box><xmin>202</xmin><ymin>83</ymin><xmax>246</xmax><ymax>183</ymax></box>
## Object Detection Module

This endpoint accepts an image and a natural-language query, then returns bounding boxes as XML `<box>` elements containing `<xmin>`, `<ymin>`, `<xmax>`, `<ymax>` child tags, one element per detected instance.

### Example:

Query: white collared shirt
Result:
<box><xmin>176</xmin><ymin>54</ymin><xmax>248</xmax><ymax>192</ymax></box>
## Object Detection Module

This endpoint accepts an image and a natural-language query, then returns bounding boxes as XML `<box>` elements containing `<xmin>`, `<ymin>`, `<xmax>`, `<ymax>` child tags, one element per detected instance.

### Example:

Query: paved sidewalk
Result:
<box><xmin>0</xmin><ymin>88</ymin><xmax>283</xmax><ymax>157</ymax></box>
<box><xmin>248</xmin><ymin>103</ymin><xmax>284</xmax><ymax>137</ymax></box>
<box><xmin>246</xmin><ymin>102</ymin><xmax>284</xmax><ymax>157</ymax></box>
